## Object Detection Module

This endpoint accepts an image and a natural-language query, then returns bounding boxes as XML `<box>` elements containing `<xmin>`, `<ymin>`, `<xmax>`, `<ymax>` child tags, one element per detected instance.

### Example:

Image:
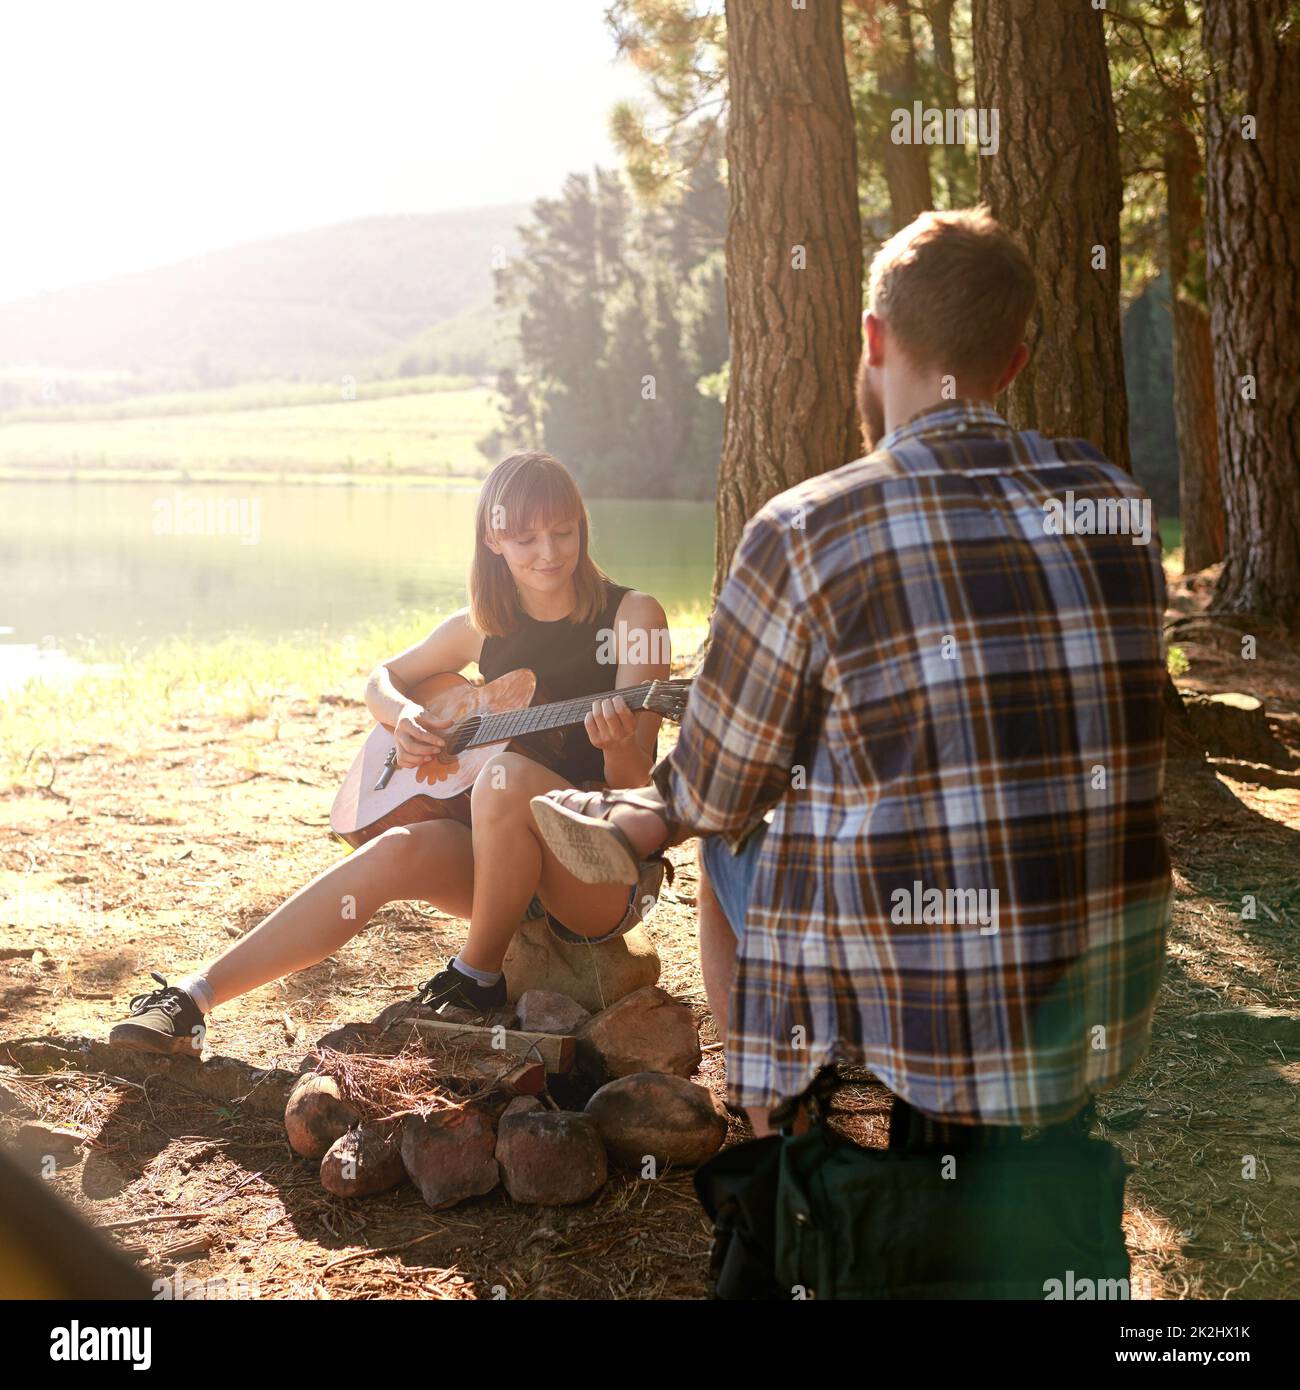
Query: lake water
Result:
<box><xmin>3</xmin><ymin>480</ymin><xmax>716</xmax><ymax>673</ymax></box>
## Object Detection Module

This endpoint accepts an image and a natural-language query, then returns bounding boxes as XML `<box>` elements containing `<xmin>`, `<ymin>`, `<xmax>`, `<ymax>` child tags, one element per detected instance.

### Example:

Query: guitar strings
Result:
<box><xmin>433</xmin><ymin>677</ymin><xmax>688</xmax><ymax>756</ymax></box>
<box><xmin>454</xmin><ymin>679</ymin><xmax>684</xmax><ymax>751</ymax></box>
<box><xmin>474</xmin><ymin>687</ymin><xmax>653</xmax><ymax>747</ymax></box>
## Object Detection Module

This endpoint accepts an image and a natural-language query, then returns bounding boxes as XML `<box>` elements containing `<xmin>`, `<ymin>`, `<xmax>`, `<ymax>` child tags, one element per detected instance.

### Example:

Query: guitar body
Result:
<box><xmin>330</xmin><ymin>668</ymin><xmax>536</xmax><ymax>848</ymax></box>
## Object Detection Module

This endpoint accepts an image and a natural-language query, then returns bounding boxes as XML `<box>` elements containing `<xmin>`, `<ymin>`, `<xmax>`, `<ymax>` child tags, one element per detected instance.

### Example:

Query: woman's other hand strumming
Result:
<box><xmin>394</xmin><ymin>703</ymin><xmax>456</xmax><ymax>768</ymax></box>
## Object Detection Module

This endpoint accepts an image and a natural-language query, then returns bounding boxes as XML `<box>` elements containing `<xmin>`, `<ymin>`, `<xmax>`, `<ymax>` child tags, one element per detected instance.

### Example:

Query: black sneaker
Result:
<box><xmin>413</xmin><ymin>959</ymin><xmax>507</xmax><ymax>1016</ymax></box>
<box><xmin>108</xmin><ymin>973</ymin><xmax>207</xmax><ymax>1055</ymax></box>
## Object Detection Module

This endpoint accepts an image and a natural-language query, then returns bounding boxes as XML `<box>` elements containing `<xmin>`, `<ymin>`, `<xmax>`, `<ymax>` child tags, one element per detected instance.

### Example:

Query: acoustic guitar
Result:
<box><xmin>329</xmin><ymin>668</ymin><xmax>692</xmax><ymax>848</ymax></box>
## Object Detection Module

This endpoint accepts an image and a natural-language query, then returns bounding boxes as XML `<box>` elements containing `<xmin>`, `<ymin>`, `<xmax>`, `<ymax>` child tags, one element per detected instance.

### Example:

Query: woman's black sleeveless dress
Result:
<box><xmin>477</xmin><ymin>578</ymin><xmax>631</xmax><ymax>789</ymax></box>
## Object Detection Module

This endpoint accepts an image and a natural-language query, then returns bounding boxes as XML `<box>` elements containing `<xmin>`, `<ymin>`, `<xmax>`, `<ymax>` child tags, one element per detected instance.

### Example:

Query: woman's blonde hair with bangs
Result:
<box><xmin>467</xmin><ymin>452</ymin><xmax>611</xmax><ymax>636</ymax></box>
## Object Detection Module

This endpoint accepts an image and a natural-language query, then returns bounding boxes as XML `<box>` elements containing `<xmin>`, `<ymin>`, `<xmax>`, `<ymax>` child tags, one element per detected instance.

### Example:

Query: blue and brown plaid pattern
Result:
<box><xmin>652</xmin><ymin>400</ymin><xmax>1171</xmax><ymax>1124</ymax></box>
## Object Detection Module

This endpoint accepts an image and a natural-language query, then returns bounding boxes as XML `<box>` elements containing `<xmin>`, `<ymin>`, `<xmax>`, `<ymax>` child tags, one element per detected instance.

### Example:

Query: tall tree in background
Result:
<box><xmin>1164</xmin><ymin>0</ymin><xmax>1223</xmax><ymax>570</ymax></box>
<box><xmin>1203</xmin><ymin>0</ymin><xmax>1300</xmax><ymax>620</ymax></box>
<box><xmin>496</xmin><ymin>163</ymin><xmax>727</xmax><ymax>499</ymax></box>
<box><xmin>866</xmin><ymin>0</ymin><xmax>935</xmax><ymax>229</ymax></box>
<box><xmin>843</xmin><ymin>1</ymin><xmax>975</xmax><ymax>241</ymax></box>
<box><xmin>922</xmin><ymin>0</ymin><xmax>970</xmax><ymax>206</ymax></box>
<box><xmin>1109</xmin><ymin>0</ymin><xmax>1223</xmax><ymax>560</ymax></box>
<box><xmin>714</xmin><ymin>0</ymin><xmax>863</xmax><ymax>588</ymax></box>
<box><xmin>973</xmin><ymin>0</ymin><xmax>1131</xmax><ymax>470</ymax></box>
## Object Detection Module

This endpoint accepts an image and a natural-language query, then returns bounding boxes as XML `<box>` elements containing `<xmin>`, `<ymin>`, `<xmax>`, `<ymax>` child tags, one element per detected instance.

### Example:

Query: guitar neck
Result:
<box><xmin>456</xmin><ymin>681</ymin><xmax>657</xmax><ymax>752</ymax></box>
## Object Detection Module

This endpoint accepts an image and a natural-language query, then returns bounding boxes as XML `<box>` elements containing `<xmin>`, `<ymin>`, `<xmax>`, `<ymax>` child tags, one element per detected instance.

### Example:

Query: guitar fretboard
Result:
<box><xmin>449</xmin><ymin>681</ymin><xmax>658</xmax><ymax>753</ymax></box>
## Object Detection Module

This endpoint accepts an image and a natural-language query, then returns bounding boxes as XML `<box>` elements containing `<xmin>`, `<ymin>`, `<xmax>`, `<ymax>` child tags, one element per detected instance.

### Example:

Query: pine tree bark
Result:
<box><xmin>714</xmin><ymin>0</ymin><xmax>863</xmax><ymax>593</ymax></box>
<box><xmin>1203</xmin><ymin>0</ymin><xmax>1300</xmax><ymax>621</ymax></box>
<box><xmin>972</xmin><ymin>0</ymin><xmax>1130</xmax><ymax>471</ymax></box>
<box><xmin>1165</xmin><ymin>111</ymin><xmax>1223</xmax><ymax>572</ymax></box>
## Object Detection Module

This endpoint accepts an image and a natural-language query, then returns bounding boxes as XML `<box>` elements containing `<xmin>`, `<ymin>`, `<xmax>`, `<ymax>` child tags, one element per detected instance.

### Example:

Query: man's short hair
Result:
<box><xmin>867</xmin><ymin>207</ymin><xmax>1037</xmax><ymax>388</ymax></box>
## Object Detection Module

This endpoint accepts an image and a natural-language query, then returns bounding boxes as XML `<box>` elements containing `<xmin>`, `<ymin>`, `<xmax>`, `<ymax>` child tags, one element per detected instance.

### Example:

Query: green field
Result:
<box><xmin>0</xmin><ymin>375</ymin><xmax>501</xmax><ymax>481</ymax></box>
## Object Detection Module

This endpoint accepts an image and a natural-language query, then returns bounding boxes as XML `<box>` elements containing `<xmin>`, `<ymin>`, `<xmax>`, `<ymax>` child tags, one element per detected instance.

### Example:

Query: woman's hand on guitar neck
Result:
<box><xmin>587</xmin><ymin>695</ymin><xmax>654</xmax><ymax>788</ymax></box>
<box><xmin>583</xmin><ymin>696</ymin><xmax>638</xmax><ymax>754</ymax></box>
<box><xmin>394</xmin><ymin>702</ymin><xmax>456</xmax><ymax>769</ymax></box>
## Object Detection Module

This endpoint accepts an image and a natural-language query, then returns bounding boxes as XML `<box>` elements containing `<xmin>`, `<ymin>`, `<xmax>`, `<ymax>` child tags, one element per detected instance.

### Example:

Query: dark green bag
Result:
<box><xmin>695</xmin><ymin>1072</ymin><xmax>1132</xmax><ymax>1301</ymax></box>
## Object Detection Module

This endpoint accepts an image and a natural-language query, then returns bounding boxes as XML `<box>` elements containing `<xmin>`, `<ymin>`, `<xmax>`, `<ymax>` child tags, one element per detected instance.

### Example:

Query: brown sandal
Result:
<box><xmin>530</xmin><ymin>787</ymin><xmax>675</xmax><ymax>887</ymax></box>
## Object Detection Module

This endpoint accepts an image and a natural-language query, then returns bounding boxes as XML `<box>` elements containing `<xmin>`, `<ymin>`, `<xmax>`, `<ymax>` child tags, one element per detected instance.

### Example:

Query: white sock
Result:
<box><xmin>451</xmin><ymin>956</ymin><xmax>501</xmax><ymax>986</ymax></box>
<box><xmin>175</xmin><ymin>973</ymin><xmax>215</xmax><ymax>1014</ymax></box>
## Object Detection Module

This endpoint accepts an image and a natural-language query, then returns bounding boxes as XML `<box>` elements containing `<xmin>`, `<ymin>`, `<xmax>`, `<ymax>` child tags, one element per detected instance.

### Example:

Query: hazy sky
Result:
<box><xmin>1</xmin><ymin>0</ymin><xmax>647</xmax><ymax>304</ymax></box>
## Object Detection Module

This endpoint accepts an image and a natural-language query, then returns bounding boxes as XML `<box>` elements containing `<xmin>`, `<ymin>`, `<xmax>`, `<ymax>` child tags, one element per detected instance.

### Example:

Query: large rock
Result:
<box><xmin>401</xmin><ymin>1108</ymin><xmax>500</xmax><ymax>1209</ymax></box>
<box><xmin>284</xmin><ymin>1073</ymin><xmax>360</xmax><ymax>1159</ymax></box>
<box><xmin>495</xmin><ymin>1103</ymin><xmax>607</xmax><ymax>1205</ymax></box>
<box><xmin>516</xmin><ymin>990</ymin><xmax>592</xmax><ymax>1036</ymax></box>
<box><xmin>503</xmin><ymin>918</ymin><xmax>659</xmax><ymax>1014</ymax></box>
<box><xmin>320</xmin><ymin>1123</ymin><xmax>407</xmax><ymax>1198</ymax></box>
<box><xmin>585</xmin><ymin>1073</ymin><xmax>727</xmax><ymax>1171</ymax></box>
<box><xmin>576</xmin><ymin>985</ymin><xmax>700</xmax><ymax>1082</ymax></box>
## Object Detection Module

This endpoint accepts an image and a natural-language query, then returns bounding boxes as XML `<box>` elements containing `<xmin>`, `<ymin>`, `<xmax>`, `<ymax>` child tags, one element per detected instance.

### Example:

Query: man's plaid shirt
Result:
<box><xmin>652</xmin><ymin>401</ymin><xmax>1171</xmax><ymax>1124</ymax></box>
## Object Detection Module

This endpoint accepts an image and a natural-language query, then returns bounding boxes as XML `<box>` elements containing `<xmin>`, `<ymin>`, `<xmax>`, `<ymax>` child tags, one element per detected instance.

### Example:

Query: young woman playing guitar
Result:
<box><xmin>109</xmin><ymin>452</ymin><xmax>672</xmax><ymax>1054</ymax></box>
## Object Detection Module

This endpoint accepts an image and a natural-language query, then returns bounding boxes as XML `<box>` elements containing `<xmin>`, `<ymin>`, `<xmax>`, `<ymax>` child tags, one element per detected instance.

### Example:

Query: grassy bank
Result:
<box><xmin>0</xmin><ymin>373</ymin><xmax>481</xmax><ymax>425</ymax></box>
<box><xmin>0</xmin><ymin>377</ymin><xmax>500</xmax><ymax>479</ymax></box>
<box><xmin>1</xmin><ymin>603</ymin><xmax>713</xmax><ymax>790</ymax></box>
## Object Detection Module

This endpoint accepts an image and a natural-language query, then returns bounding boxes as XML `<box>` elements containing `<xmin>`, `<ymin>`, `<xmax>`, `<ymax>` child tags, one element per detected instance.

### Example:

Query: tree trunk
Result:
<box><xmin>875</xmin><ymin>0</ymin><xmax>934</xmax><ymax>230</ymax></box>
<box><xmin>1203</xmin><ymin>0</ymin><xmax>1300</xmax><ymax>621</ymax></box>
<box><xmin>972</xmin><ymin>0</ymin><xmax>1202</xmax><ymax>765</ymax></box>
<box><xmin>1165</xmin><ymin>110</ymin><xmax>1223</xmax><ymax>572</ymax></box>
<box><xmin>714</xmin><ymin>0</ymin><xmax>863</xmax><ymax>593</ymax></box>
<box><xmin>972</xmin><ymin>0</ymin><xmax>1130</xmax><ymax>471</ymax></box>
<box><xmin>925</xmin><ymin>0</ymin><xmax>966</xmax><ymax>204</ymax></box>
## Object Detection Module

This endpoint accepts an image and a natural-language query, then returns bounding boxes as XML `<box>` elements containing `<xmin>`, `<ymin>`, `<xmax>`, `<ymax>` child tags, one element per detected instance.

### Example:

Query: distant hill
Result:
<box><xmin>0</xmin><ymin>205</ymin><xmax>530</xmax><ymax>384</ymax></box>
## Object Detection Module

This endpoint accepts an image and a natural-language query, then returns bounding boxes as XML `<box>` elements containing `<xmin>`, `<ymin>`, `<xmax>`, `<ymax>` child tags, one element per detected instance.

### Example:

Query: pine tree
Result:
<box><xmin>973</xmin><ymin>0</ymin><xmax>1130</xmax><ymax>470</ymax></box>
<box><xmin>713</xmin><ymin>0</ymin><xmax>863</xmax><ymax>587</ymax></box>
<box><xmin>1202</xmin><ymin>0</ymin><xmax>1300</xmax><ymax>620</ymax></box>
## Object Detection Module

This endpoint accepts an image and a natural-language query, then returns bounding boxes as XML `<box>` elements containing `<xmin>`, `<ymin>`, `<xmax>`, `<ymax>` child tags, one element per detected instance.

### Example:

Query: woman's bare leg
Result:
<box><xmin>457</xmin><ymin>752</ymin><xmax>637</xmax><ymax>974</ymax></box>
<box><xmin>185</xmin><ymin>751</ymin><xmax>656</xmax><ymax>1007</ymax></box>
<box><xmin>201</xmin><ymin>819</ymin><xmax>474</xmax><ymax>1007</ymax></box>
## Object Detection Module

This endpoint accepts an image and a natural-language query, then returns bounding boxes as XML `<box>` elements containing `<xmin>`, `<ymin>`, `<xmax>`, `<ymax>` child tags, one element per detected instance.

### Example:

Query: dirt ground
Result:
<box><xmin>2</xmin><ymin>562</ymin><xmax>1299</xmax><ymax>1300</ymax></box>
